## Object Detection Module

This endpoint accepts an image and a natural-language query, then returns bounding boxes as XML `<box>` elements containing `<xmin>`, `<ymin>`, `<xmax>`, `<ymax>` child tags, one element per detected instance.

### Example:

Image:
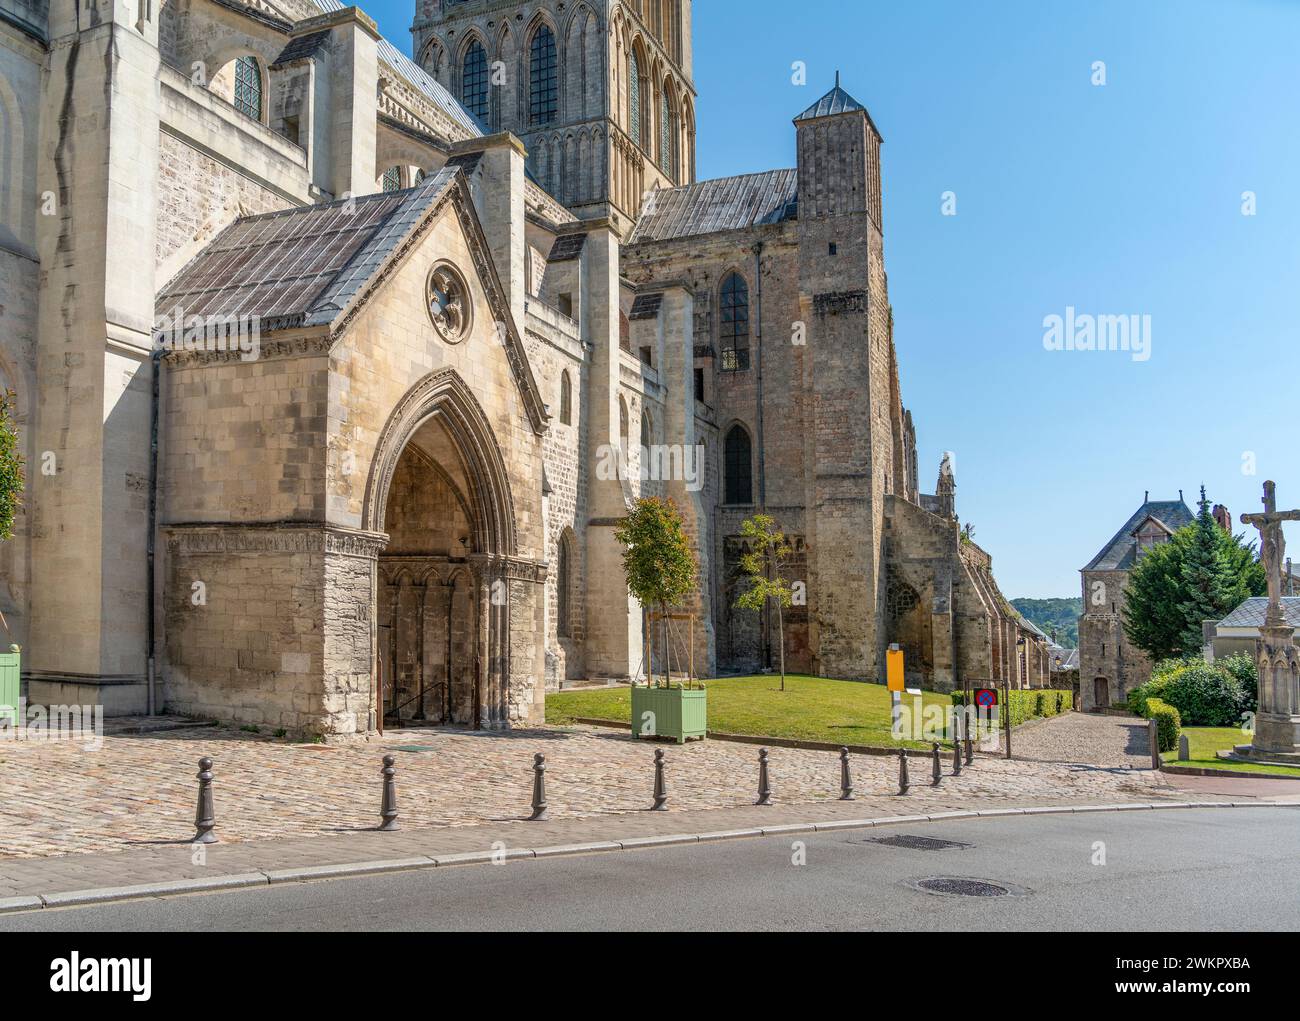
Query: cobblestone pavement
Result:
<box><xmin>0</xmin><ymin>722</ymin><xmax>1188</xmax><ymax>861</ymax></box>
<box><xmin>1012</xmin><ymin>711</ymin><xmax>1154</xmax><ymax>767</ymax></box>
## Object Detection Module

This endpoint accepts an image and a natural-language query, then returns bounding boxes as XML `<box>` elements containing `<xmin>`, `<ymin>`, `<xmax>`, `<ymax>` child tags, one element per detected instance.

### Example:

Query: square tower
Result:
<box><xmin>794</xmin><ymin>75</ymin><xmax>893</xmax><ymax>681</ymax></box>
<box><xmin>412</xmin><ymin>1</ymin><xmax>696</xmax><ymax>231</ymax></box>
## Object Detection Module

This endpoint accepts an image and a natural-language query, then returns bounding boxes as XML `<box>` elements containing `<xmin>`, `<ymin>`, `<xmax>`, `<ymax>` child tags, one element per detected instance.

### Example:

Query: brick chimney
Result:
<box><xmin>1212</xmin><ymin>504</ymin><xmax>1231</xmax><ymax>532</ymax></box>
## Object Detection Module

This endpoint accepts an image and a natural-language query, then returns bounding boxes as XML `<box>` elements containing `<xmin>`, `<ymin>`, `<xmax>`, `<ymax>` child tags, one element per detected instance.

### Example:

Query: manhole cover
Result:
<box><xmin>915</xmin><ymin>878</ymin><xmax>1010</xmax><ymax>897</ymax></box>
<box><xmin>869</xmin><ymin>834</ymin><xmax>971</xmax><ymax>851</ymax></box>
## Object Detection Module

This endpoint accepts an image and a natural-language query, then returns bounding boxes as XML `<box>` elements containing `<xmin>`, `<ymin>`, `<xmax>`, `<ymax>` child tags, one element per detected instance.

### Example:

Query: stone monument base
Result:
<box><xmin>1222</xmin><ymin>748</ymin><xmax>1300</xmax><ymax>769</ymax></box>
<box><xmin>1226</xmin><ymin>709</ymin><xmax>1300</xmax><ymax>764</ymax></box>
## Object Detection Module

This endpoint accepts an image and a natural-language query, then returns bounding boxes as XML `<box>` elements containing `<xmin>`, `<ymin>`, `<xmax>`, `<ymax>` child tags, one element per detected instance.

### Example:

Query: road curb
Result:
<box><xmin>4</xmin><ymin>800</ymin><xmax>1298</xmax><ymax>915</ymax></box>
<box><xmin>37</xmin><ymin>872</ymin><xmax>269</xmax><ymax>909</ymax></box>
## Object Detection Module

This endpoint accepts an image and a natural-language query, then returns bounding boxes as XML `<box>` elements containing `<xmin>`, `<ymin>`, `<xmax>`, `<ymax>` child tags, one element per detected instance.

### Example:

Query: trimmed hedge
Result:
<box><xmin>951</xmin><ymin>688</ymin><xmax>1074</xmax><ymax>727</ymax></box>
<box><xmin>1145</xmin><ymin>697</ymin><xmax>1181</xmax><ymax>752</ymax></box>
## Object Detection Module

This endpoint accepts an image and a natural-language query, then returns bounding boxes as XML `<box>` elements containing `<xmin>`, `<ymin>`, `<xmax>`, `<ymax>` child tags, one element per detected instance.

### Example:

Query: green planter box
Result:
<box><xmin>631</xmin><ymin>685</ymin><xmax>707</xmax><ymax>744</ymax></box>
<box><xmin>0</xmin><ymin>649</ymin><xmax>19</xmax><ymax>730</ymax></box>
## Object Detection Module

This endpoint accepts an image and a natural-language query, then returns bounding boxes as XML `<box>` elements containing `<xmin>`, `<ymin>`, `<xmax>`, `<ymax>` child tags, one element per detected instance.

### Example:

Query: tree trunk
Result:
<box><xmin>661</xmin><ymin>602</ymin><xmax>669</xmax><ymax>688</ymax></box>
<box><xmin>777</xmin><ymin>598</ymin><xmax>786</xmax><ymax>691</ymax></box>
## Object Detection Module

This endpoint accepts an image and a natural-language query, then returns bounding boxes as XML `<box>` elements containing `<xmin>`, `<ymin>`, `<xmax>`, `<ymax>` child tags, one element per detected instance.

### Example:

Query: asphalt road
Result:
<box><xmin>3</xmin><ymin>808</ymin><xmax>1296</xmax><ymax>931</ymax></box>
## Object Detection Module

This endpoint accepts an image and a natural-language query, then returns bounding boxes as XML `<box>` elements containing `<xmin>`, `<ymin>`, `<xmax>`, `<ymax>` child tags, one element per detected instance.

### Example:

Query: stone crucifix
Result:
<box><xmin>1241</xmin><ymin>481</ymin><xmax>1300</xmax><ymax>626</ymax></box>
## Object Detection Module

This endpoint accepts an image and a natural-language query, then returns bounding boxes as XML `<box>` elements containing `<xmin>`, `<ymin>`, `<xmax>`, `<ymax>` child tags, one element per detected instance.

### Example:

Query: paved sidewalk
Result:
<box><xmin>1</xmin><ymin>723</ymin><xmax>1175</xmax><ymax>859</ymax></box>
<box><xmin>1013</xmin><ymin>711</ymin><xmax>1152</xmax><ymax>767</ymax></box>
<box><xmin>3</xmin><ymin>722</ymin><xmax>1295</xmax><ymax>910</ymax></box>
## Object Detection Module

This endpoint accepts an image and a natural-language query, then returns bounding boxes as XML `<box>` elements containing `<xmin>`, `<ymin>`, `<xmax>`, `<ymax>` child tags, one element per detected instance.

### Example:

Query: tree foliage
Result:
<box><xmin>735</xmin><ymin>514</ymin><xmax>795</xmax><ymax>689</ymax></box>
<box><xmin>0</xmin><ymin>390</ymin><xmax>24</xmax><ymax>543</ymax></box>
<box><xmin>1123</xmin><ymin>490</ymin><xmax>1265</xmax><ymax>662</ymax></box>
<box><xmin>614</xmin><ymin>498</ymin><xmax>698</xmax><ymax>685</ymax></box>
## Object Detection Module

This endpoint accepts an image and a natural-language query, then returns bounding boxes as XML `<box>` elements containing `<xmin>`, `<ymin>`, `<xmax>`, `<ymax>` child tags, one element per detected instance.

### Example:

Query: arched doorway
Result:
<box><xmin>364</xmin><ymin>370</ymin><xmax>517</xmax><ymax>729</ymax></box>
<box><xmin>1093</xmin><ymin>676</ymin><xmax>1110</xmax><ymax>709</ymax></box>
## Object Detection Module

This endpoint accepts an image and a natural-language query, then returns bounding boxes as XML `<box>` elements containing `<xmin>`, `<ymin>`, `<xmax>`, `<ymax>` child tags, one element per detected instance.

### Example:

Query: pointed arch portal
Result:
<box><xmin>364</xmin><ymin>369</ymin><xmax>519</xmax><ymax>729</ymax></box>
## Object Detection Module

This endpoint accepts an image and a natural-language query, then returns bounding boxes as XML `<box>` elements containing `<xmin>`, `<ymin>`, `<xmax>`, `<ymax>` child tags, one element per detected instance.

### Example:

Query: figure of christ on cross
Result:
<box><xmin>1241</xmin><ymin>481</ymin><xmax>1300</xmax><ymax>623</ymax></box>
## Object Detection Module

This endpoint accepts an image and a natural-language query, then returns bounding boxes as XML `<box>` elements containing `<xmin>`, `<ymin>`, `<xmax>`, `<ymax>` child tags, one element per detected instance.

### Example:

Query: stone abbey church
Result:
<box><xmin>0</xmin><ymin>0</ymin><xmax>1047</xmax><ymax>737</ymax></box>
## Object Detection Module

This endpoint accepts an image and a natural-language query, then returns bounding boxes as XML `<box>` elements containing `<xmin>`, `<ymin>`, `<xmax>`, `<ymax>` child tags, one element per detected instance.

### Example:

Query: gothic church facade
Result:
<box><xmin>0</xmin><ymin>0</ymin><xmax>1046</xmax><ymax>737</ymax></box>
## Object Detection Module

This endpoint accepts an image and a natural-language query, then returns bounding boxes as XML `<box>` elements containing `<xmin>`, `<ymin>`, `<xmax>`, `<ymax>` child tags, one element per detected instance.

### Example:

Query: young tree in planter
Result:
<box><xmin>0</xmin><ymin>390</ymin><xmax>23</xmax><ymax>542</ymax></box>
<box><xmin>614</xmin><ymin>497</ymin><xmax>698</xmax><ymax>687</ymax></box>
<box><xmin>0</xmin><ymin>390</ymin><xmax>24</xmax><ymax>648</ymax></box>
<box><xmin>735</xmin><ymin>514</ymin><xmax>795</xmax><ymax>691</ymax></box>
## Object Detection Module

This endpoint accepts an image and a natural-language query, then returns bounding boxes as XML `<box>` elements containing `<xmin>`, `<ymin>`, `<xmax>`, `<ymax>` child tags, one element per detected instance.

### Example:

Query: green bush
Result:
<box><xmin>1219</xmin><ymin>652</ymin><xmax>1259</xmax><ymax>710</ymax></box>
<box><xmin>1131</xmin><ymin>658</ymin><xmax>1253</xmax><ymax>727</ymax></box>
<box><xmin>951</xmin><ymin>688</ymin><xmax>1073</xmax><ymax>727</ymax></box>
<box><xmin>1145</xmin><ymin>697</ymin><xmax>1181</xmax><ymax>752</ymax></box>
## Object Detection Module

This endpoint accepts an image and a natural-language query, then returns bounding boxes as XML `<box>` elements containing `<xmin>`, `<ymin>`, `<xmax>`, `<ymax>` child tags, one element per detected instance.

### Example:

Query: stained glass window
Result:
<box><xmin>233</xmin><ymin>55</ymin><xmax>262</xmax><ymax>121</ymax></box>
<box><xmin>382</xmin><ymin>167</ymin><xmax>402</xmax><ymax>192</ymax></box>
<box><xmin>720</xmin><ymin>272</ymin><xmax>750</xmax><ymax>371</ymax></box>
<box><xmin>462</xmin><ymin>41</ymin><xmax>489</xmax><ymax>120</ymax></box>
<box><xmin>529</xmin><ymin>26</ymin><xmax>558</xmax><ymax>125</ymax></box>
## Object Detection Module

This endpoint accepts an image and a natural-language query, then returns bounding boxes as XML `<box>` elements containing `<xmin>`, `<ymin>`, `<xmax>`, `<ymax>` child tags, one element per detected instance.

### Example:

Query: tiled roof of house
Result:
<box><xmin>1049</xmin><ymin>647</ymin><xmax>1080</xmax><ymax>670</ymax></box>
<box><xmin>1082</xmin><ymin>498</ymin><xmax>1195</xmax><ymax>572</ymax></box>
<box><xmin>1216</xmin><ymin>597</ymin><xmax>1300</xmax><ymax>630</ymax></box>
<box><xmin>628</xmin><ymin>169</ymin><xmax>799</xmax><ymax>244</ymax></box>
<box><xmin>156</xmin><ymin>167</ymin><xmax>459</xmax><ymax>332</ymax></box>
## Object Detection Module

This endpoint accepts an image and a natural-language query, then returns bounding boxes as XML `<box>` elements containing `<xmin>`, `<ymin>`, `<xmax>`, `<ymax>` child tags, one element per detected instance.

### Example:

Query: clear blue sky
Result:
<box><xmin>369</xmin><ymin>0</ymin><xmax>1300</xmax><ymax>599</ymax></box>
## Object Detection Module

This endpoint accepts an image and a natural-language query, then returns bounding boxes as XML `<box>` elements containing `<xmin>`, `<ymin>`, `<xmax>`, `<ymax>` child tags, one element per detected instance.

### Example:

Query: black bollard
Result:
<box><xmin>528</xmin><ymin>752</ymin><xmax>549</xmax><ymax>821</ymax></box>
<box><xmin>755</xmin><ymin>748</ymin><xmax>773</xmax><ymax>806</ymax></box>
<box><xmin>839</xmin><ymin>746</ymin><xmax>855</xmax><ymax>801</ymax></box>
<box><xmin>379</xmin><ymin>754</ymin><xmax>399</xmax><ymax>831</ymax></box>
<box><xmin>952</xmin><ymin>735</ymin><xmax>962</xmax><ymax>777</ymax></box>
<box><xmin>651</xmin><ymin>749</ymin><xmax>668</xmax><ymax>811</ymax></box>
<box><xmin>931</xmin><ymin>742</ymin><xmax>942</xmax><ymax>786</ymax></box>
<box><xmin>964</xmin><ymin>727</ymin><xmax>974</xmax><ymax>766</ymax></box>
<box><xmin>193</xmin><ymin>756</ymin><xmax>217</xmax><ymax>844</ymax></box>
<box><xmin>898</xmin><ymin>747</ymin><xmax>910</xmax><ymax>795</ymax></box>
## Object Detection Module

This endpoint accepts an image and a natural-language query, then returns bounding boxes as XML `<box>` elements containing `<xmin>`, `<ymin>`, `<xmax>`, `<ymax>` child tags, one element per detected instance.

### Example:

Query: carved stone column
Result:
<box><xmin>413</xmin><ymin>581</ymin><xmax>428</xmax><ymax>721</ymax></box>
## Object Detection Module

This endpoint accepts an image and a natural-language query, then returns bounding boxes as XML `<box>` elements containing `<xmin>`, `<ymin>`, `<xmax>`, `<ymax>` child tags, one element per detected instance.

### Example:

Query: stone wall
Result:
<box><xmin>155</xmin><ymin>131</ymin><xmax>294</xmax><ymax>272</ymax></box>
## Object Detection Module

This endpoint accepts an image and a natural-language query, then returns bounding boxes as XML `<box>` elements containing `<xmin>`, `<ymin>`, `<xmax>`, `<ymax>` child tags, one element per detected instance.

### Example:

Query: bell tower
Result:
<box><xmin>412</xmin><ymin>1</ymin><xmax>696</xmax><ymax>232</ymax></box>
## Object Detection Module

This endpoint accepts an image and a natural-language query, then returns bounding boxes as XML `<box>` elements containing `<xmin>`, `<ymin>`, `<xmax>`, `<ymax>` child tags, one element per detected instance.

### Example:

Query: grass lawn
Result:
<box><xmin>545</xmin><ymin>674</ymin><xmax>957</xmax><ymax>749</ymax></box>
<box><xmin>1161</xmin><ymin>726</ymin><xmax>1300</xmax><ymax>778</ymax></box>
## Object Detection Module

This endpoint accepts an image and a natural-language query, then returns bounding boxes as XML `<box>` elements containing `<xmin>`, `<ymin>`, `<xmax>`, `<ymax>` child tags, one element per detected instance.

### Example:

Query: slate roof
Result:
<box><xmin>628</xmin><ymin>292</ymin><xmax>663</xmax><ymax>321</ymax></box>
<box><xmin>1082</xmin><ymin>498</ymin><xmax>1195</xmax><ymax>572</ymax></box>
<box><xmin>156</xmin><ymin>167</ymin><xmax>459</xmax><ymax>333</ymax></box>
<box><xmin>795</xmin><ymin>80</ymin><xmax>868</xmax><ymax>122</ymax></box>
<box><xmin>1216</xmin><ymin>597</ymin><xmax>1300</xmax><ymax>630</ymax></box>
<box><xmin>547</xmin><ymin>234</ymin><xmax>587</xmax><ymax>263</ymax></box>
<box><xmin>270</xmin><ymin>29</ymin><xmax>330</xmax><ymax>68</ymax></box>
<box><xmin>1019</xmin><ymin>617</ymin><xmax>1050</xmax><ymax>641</ymax></box>
<box><xmin>310</xmin><ymin>0</ymin><xmax>485</xmax><ymax>136</ymax></box>
<box><xmin>628</xmin><ymin>169</ymin><xmax>799</xmax><ymax>244</ymax></box>
<box><xmin>794</xmin><ymin>75</ymin><xmax>882</xmax><ymax>139</ymax></box>
<box><xmin>1049</xmin><ymin>648</ymin><xmax>1080</xmax><ymax>670</ymax></box>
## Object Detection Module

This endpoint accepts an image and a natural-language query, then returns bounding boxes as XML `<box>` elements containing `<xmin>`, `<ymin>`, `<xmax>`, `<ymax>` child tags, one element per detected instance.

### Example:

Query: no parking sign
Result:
<box><xmin>974</xmin><ymin>687</ymin><xmax>998</xmax><ymax>709</ymax></box>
